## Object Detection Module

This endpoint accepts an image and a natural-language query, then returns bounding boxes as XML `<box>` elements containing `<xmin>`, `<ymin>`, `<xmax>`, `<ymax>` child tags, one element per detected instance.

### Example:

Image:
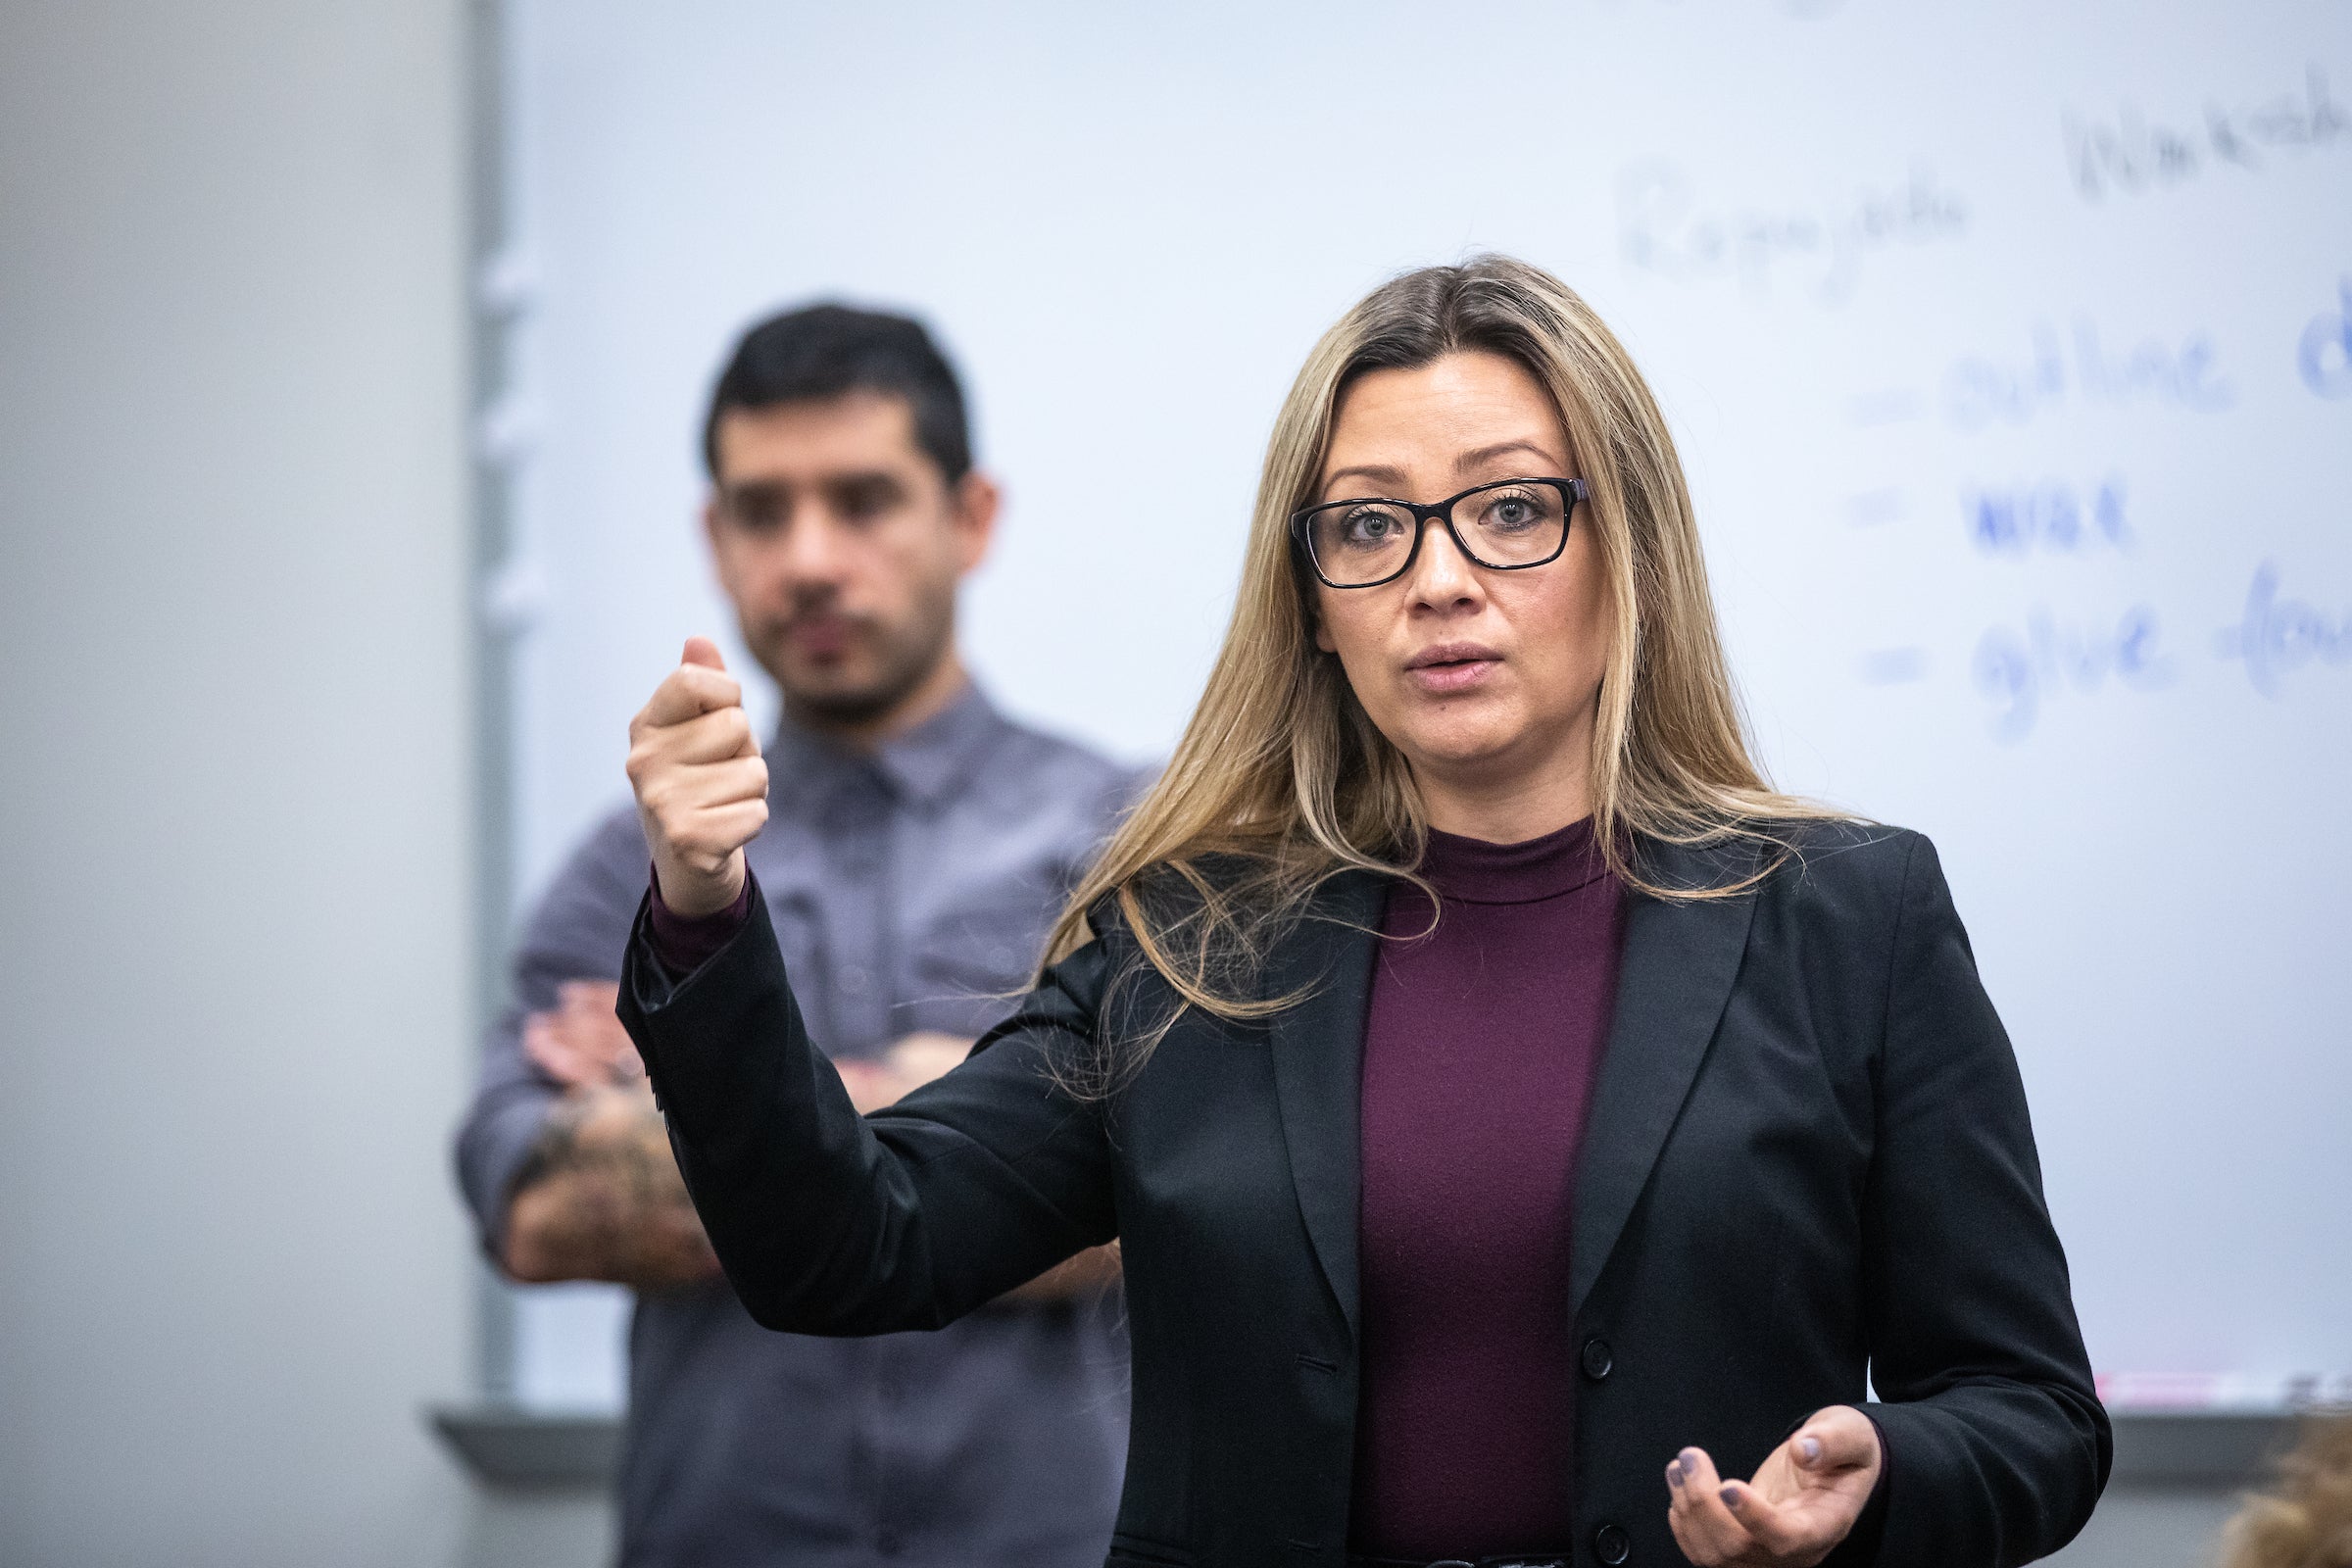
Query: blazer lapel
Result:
<box><xmin>1570</xmin><ymin>835</ymin><xmax>1762</xmax><ymax>1315</ymax></box>
<box><xmin>1265</xmin><ymin>868</ymin><xmax>1387</xmax><ymax>1345</ymax></box>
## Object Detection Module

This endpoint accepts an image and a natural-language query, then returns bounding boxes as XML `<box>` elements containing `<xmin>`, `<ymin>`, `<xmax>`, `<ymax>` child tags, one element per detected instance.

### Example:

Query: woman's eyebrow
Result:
<box><xmin>1454</xmin><ymin>438</ymin><xmax>1563</xmax><ymax>472</ymax></box>
<box><xmin>1321</xmin><ymin>440</ymin><xmax>1569</xmax><ymax>497</ymax></box>
<box><xmin>1320</xmin><ymin>463</ymin><xmax>1407</xmax><ymax>495</ymax></box>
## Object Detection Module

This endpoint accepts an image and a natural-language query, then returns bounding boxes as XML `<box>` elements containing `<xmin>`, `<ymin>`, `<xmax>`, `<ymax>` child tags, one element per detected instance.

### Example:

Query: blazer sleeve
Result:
<box><xmin>615</xmin><ymin>884</ymin><xmax>1120</xmax><ymax>1336</ymax></box>
<box><xmin>1861</xmin><ymin>834</ymin><xmax>2113</xmax><ymax>1565</ymax></box>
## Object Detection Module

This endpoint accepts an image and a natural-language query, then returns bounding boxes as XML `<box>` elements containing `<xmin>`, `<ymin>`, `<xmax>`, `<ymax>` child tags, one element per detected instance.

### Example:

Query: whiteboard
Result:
<box><xmin>491</xmin><ymin>0</ymin><xmax>2352</xmax><ymax>1411</ymax></box>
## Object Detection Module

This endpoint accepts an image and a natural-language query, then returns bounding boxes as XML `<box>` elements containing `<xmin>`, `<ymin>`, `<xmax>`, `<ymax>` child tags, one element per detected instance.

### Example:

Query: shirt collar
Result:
<box><xmin>766</xmin><ymin>679</ymin><xmax>1008</xmax><ymax>813</ymax></box>
<box><xmin>1418</xmin><ymin>814</ymin><xmax>1612</xmax><ymax>905</ymax></box>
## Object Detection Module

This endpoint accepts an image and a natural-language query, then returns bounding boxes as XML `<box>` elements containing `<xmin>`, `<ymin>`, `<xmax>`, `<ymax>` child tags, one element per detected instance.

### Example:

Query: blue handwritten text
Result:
<box><xmin>2213</xmin><ymin>564</ymin><xmax>2351</xmax><ymax>696</ymax></box>
<box><xmin>1945</xmin><ymin>320</ymin><xmax>2233</xmax><ymax>428</ymax></box>
<box><xmin>1964</xmin><ymin>475</ymin><xmax>2131</xmax><ymax>556</ymax></box>
<box><xmin>1618</xmin><ymin>164</ymin><xmax>1967</xmax><ymax>306</ymax></box>
<box><xmin>2064</xmin><ymin>65</ymin><xmax>2347</xmax><ymax>202</ymax></box>
<box><xmin>1973</xmin><ymin>606</ymin><xmax>2171</xmax><ymax>740</ymax></box>
<box><xmin>2299</xmin><ymin>278</ymin><xmax>2352</xmax><ymax>399</ymax></box>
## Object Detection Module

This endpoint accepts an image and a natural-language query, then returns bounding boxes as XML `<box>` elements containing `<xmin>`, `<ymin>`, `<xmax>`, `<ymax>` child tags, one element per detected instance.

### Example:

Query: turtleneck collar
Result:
<box><xmin>1417</xmin><ymin>814</ymin><xmax>1611</xmax><ymax>905</ymax></box>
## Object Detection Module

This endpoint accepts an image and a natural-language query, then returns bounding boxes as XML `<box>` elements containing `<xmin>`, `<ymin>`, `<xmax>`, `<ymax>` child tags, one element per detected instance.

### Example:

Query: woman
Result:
<box><xmin>617</xmin><ymin>257</ymin><xmax>2109</xmax><ymax>1568</ymax></box>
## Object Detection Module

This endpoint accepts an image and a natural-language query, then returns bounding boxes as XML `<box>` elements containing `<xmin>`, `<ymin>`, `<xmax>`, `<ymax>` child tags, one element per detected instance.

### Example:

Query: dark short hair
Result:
<box><xmin>701</xmin><ymin>303</ymin><xmax>972</xmax><ymax>484</ymax></box>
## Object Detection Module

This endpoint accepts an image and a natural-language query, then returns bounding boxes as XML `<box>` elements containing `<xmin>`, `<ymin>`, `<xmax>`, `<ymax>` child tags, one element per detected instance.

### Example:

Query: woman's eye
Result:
<box><xmin>1343</xmin><ymin>509</ymin><xmax>1400</xmax><ymax>543</ymax></box>
<box><xmin>1482</xmin><ymin>494</ymin><xmax>1541</xmax><ymax>531</ymax></box>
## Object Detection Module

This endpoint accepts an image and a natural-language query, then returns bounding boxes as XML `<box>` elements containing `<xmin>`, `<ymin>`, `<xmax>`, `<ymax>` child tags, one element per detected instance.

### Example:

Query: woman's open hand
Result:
<box><xmin>1666</xmin><ymin>1405</ymin><xmax>1882</xmax><ymax>1567</ymax></box>
<box><xmin>627</xmin><ymin>637</ymin><xmax>769</xmax><ymax>917</ymax></box>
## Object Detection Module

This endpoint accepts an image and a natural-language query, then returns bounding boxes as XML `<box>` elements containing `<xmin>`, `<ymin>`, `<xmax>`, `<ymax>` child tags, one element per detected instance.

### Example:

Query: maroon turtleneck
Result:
<box><xmin>1349</xmin><ymin>815</ymin><xmax>1625</xmax><ymax>1558</ymax></box>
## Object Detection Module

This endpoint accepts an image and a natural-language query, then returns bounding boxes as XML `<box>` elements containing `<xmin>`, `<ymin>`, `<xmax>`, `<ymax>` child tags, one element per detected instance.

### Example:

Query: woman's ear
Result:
<box><xmin>1312</xmin><ymin>612</ymin><xmax>1337</xmax><ymax>655</ymax></box>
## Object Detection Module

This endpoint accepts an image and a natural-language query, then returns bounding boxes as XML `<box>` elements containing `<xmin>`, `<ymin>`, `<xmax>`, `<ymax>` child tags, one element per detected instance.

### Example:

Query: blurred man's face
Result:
<box><xmin>705</xmin><ymin>393</ymin><xmax>995</xmax><ymax>731</ymax></box>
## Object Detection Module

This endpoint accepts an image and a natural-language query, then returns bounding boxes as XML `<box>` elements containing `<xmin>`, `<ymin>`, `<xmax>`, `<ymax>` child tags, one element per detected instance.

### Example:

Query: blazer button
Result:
<box><xmin>1580</xmin><ymin>1337</ymin><xmax>1613</xmax><ymax>1381</ymax></box>
<box><xmin>1593</xmin><ymin>1522</ymin><xmax>1632</xmax><ymax>1564</ymax></box>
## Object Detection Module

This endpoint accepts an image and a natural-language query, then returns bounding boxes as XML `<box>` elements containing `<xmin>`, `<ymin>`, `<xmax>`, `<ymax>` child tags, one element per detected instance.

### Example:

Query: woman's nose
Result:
<box><xmin>1405</xmin><ymin>517</ymin><xmax>1481</xmax><ymax>608</ymax></box>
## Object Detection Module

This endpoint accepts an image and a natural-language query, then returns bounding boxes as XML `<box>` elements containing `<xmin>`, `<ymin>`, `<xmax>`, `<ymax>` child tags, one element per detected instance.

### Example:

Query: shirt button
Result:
<box><xmin>1581</xmin><ymin>1337</ymin><xmax>1614</xmax><ymax>1381</ymax></box>
<box><xmin>1593</xmin><ymin>1522</ymin><xmax>1632</xmax><ymax>1564</ymax></box>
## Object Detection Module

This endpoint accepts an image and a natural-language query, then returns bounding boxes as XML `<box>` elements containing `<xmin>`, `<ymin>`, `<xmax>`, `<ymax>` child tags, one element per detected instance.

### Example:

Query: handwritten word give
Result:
<box><xmin>1617</xmin><ymin>164</ymin><xmax>1967</xmax><ymax>306</ymax></box>
<box><xmin>2299</xmin><ymin>279</ymin><xmax>2352</xmax><ymax>399</ymax></box>
<box><xmin>2214</xmin><ymin>563</ymin><xmax>2351</xmax><ymax>697</ymax></box>
<box><xmin>1973</xmin><ymin>606</ymin><xmax>2170</xmax><ymax>740</ymax></box>
<box><xmin>1964</xmin><ymin>475</ymin><xmax>2131</xmax><ymax>556</ymax></box>
<box><xmin>1944</xmin><ymin>320</ymin><xmax>2232</xmax><ymax>428</ymax></box>
<box><xmin>2065</xmin><ymin>64</ymin><xmax>2347</xmax><ymax>202</ymax></box>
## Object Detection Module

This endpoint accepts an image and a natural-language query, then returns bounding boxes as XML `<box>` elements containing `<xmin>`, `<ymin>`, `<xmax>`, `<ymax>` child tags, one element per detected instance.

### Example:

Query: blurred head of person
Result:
<box><xmin>701</xmin><ymin>304</ymin><xmax>998</xmax><ymax>745</ymax></box>
<box><xmin>1045</xmin><ymin>254</ymin><xmax>1837</xmax><ymax>1070</ymax></box>
<box><xmin>2223</xmin><ymin>1415</ymin><xmax>2352</xmax><ymax>1568</ymax></box>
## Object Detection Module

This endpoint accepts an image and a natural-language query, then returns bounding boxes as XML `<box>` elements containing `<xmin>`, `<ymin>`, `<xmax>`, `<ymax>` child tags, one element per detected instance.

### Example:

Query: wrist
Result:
<box><xmin>651</xmin><ymin>854</ymin><xmax>745</xmax><ymax>919</ymax></box>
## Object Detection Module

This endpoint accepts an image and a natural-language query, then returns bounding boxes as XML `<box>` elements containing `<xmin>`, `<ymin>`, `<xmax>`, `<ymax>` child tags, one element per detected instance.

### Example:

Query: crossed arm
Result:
<box><xmin>499</xmin><ymin>978</ymin><xmax>1120</xmax><ymax>1302</ymax></box>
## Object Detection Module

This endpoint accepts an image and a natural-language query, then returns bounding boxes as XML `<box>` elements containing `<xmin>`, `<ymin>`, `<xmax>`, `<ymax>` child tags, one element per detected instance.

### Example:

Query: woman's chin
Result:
<box><xmin>1394</xmin><ymin>720</ymin><xmax>1530</xmax><ymax>779</ymax></box>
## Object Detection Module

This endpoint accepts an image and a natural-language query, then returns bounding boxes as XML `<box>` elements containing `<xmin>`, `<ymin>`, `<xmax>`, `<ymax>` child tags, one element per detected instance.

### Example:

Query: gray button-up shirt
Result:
<box><xmin>457</xmin><ymin>686</ymin><xmax>1139</xmax><ymax>1568</ymax></box>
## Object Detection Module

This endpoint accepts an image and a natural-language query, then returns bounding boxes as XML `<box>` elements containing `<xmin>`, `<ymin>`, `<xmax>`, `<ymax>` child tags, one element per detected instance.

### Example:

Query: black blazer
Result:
<box><xmin>619</xmin><ymin>823</ymin><xmax>2110</xmax><ymax>1568</ymax></box>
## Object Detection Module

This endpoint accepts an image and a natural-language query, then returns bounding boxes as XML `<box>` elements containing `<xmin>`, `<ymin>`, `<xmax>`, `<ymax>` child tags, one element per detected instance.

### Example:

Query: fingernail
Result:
<box><xmin>1678</xmin><ymin>1449</ymin><xmax>1700</xmax><ymax>1476</ymax></box>
<box><xmin>1721</xmin><ymin>1487</ymin><xmax>1741</xmax><ymax>1510</ymax></box>
<box><xmin>1667</xmin><ymin>1464</ymin><xmax>1684</xmax><ymax>1489</ymax></box>
<box><xmin>1798</xmin><ymin>1436</ymin><xmax>1822</xmax><ymax>1464</ymax></box>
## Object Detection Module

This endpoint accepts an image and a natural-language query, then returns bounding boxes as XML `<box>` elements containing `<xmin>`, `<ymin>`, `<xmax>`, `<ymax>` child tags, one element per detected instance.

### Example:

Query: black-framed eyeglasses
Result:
<box><xmin>1290</xmin><ymin>476</ymin><xmax>1589</xmax><ymax>590</ymax></box>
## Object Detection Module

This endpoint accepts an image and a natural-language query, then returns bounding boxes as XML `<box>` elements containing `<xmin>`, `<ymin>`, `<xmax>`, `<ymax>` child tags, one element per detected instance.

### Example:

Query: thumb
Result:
<box><xmin>681</xmin><ymin>636</ymin><xmax>727</xmax><ymax>672</ymax></box>
<box><xmin>1792</xmin><ymin>1410</ymin><xmax>1879</xmax><ymax>1473</ymax></box>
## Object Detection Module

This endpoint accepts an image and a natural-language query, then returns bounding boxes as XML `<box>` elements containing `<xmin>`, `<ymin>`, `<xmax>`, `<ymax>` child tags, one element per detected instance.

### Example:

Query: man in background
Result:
<box><xmin>456</xmin><ymin>305</ymin><xmax>1134</xmax><ymax>1567</ymax></box>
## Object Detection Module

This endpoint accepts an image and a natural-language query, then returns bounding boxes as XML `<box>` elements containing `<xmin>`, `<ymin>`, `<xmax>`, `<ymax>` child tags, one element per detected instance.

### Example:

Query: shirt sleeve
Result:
<box><xmin>1859</xmin><ymin>833</ymin><xmax>2110</xmax><ymax>1565</ymax></box>
<box><xmin>619</xmin><ymin>889</ymin><xmax>1121</xmax><ymax>1334</ymax></box>
<box><xmin>645</xmin><ymin>867</ymin><xmax>755</xmax><ymax>978</ymax></box>
<box><xmin>451</xmin><ymin>806</ymin><xmax>652</xmax><ymax>1256</ymax></box>
<box><xmin>1821</xmin><ymin>1408</ymin><xmax>1892</xmax><ymax>1566</ymax></box>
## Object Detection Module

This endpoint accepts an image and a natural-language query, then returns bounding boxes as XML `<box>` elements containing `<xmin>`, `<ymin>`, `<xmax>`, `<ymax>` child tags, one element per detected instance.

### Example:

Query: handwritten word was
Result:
<box><xmin>2065</xmin><ymin>64</ymin><xmax>2346</xmax><ymax>201</ymax></box>
<box><xmin>1944</xmin><ymin>320</ymin><xmax>2232</xmax><ymax>428</ymax></box>
<box><xmin>1973</xmin><ymin>606</ymin><xmax>2170</xmax><ymax>740</ymax></box>
<box><xmin>2214</xmin><ymin>564</ymin><xmax>2350</xmax><ymax>696</ymax></box>
<box><xmin>1617</xmin><ymin>164</ymin><xmax>1966</xmax><ymax>305</ymax></box>
<box><xmin>1964</xmin><ymin>475</ymin><xmax>2131</xmax><ymax>556</ymax></box>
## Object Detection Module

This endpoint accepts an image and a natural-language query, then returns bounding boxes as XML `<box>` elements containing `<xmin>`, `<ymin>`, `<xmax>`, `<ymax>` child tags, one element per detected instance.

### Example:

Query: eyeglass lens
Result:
<box><xmin>1304</xmin><ymin>480</ymin><xmax>1567</xmax><ymax>587</ymax></box>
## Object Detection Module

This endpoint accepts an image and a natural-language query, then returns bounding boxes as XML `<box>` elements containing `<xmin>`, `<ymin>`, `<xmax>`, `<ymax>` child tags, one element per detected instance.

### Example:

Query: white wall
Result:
<box><xmin>0</xmin><ymin>3</ymin><xmax>479</xmax><ymax>1563</ymax></box>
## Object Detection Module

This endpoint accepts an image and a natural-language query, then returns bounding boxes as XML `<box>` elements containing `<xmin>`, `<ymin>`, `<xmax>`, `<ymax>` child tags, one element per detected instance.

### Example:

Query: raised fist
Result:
<box><xmin>625</xmin><ymin>637</ymin><xmax>769</xmax><ymax>917</ymax></box>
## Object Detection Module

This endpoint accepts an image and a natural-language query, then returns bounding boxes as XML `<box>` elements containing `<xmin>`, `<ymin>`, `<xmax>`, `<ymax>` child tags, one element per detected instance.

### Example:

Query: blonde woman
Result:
<box><xmin>615</xmin><ymin>257</ymin><xmax>2110</xmax><ymax>1568</ymax></box>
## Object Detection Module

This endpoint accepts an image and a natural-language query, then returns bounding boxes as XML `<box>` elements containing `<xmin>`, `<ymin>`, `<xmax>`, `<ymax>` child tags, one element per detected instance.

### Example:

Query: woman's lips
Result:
<box><xmin>1404</xmin><ymin>643</ymin><xmax>1502</xmax><ymax>694</ymax></box>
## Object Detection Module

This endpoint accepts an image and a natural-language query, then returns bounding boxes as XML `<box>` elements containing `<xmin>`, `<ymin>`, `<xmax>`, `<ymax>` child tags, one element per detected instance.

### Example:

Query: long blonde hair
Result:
<box><xmin>1046</xmin><ymin>255</ymin><xmax>1838</xmax><ymax>1057</ymax></box>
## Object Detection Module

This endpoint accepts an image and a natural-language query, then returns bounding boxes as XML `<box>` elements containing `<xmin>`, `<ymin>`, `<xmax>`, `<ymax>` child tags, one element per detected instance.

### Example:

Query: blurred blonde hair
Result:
<box><xmin>1044</xmin><ymin>255</ymin><xmax>1838</xmax><ymax>1068</ymax></box>
<box><xmin>2223</xmin><ymin>1417</ymin><xmax>2352</xmax><ymax>1568</ymax></box>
